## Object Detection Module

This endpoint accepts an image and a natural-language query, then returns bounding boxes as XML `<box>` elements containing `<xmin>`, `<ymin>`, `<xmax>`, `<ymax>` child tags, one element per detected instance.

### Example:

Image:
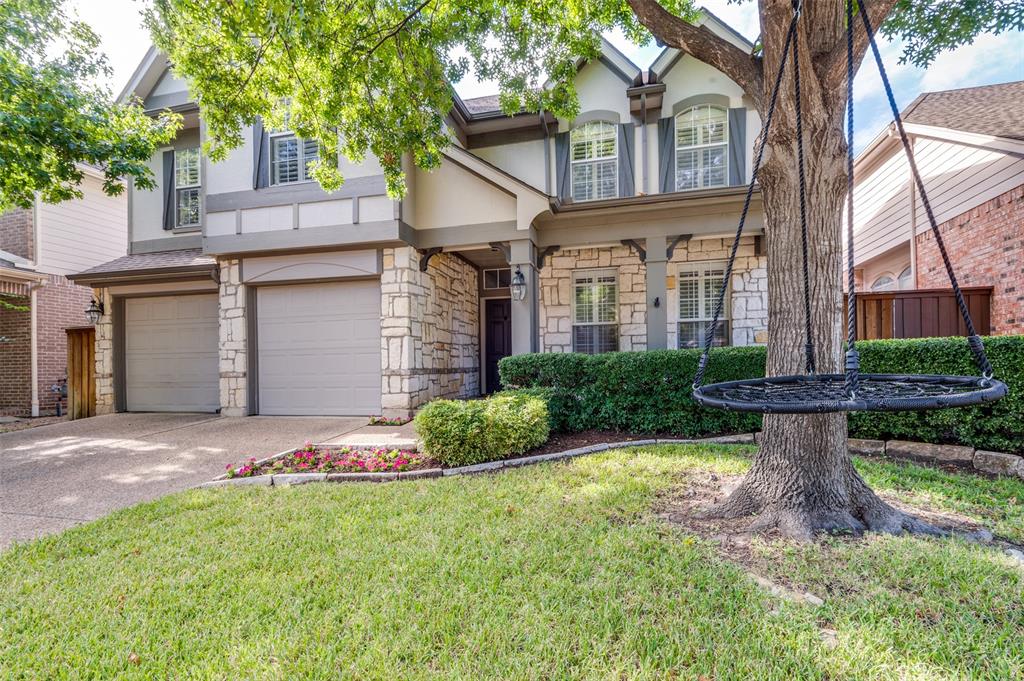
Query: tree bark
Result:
<box><xmin>634</xmin><ymin>0</ymin><xmax>942</xmax><ymax>539</ymax></box>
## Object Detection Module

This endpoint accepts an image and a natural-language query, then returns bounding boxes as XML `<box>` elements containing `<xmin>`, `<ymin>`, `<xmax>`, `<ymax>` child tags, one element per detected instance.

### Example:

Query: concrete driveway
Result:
<box><xmin>0</xmin><ymin>413</ymin><xmax>365</xmax><ymax>549</ymax></box>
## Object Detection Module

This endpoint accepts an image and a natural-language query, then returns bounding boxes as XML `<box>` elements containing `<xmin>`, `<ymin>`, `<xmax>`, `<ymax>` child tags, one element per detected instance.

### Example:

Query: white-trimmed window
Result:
<box><xmin>898</xmin><ymin>267</ymin><xmax>913</xmax><ymax>290</ymax></box>
<box><xmin>271</xmin><ymin>134</ymin><xmax>319</xmax><ymax>185</ymax></box>
<box><xmin>675</xmin><ymin>105</ymin><xmax>728</xmax><ymax>191</ymax></box>
<box><xmin>571</xmin><ymin>121</ymin><xmax>618</xmax><ymax>202</ymax></box>
<box><xmin>174</xmin><ymin>147</ymin><xmax>201</xmax><ymax>228</ymax></box>
<box><xmin>678</xmin><ymin>263</ymin><xmax>730</xmax><ymax>348</ymax></box>
<box><xmin>871</xmin><ymin>274</ymin><xmax>896</xmax><ymax>291</ymax></box>
<box><xmin>572</xmin><ymin>270</ymin><xmax>618</xmax><ymax>354</ymax></box>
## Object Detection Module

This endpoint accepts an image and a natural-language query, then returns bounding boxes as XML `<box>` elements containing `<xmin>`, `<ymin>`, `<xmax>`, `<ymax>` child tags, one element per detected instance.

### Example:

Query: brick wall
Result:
<box><xmin>915</xmin><ymin>184</ymin><xmax>1024</xmax><ymax>335</ymax></box>
<box><xmin>0</xmin><ymin>208</ymin><xmax>33</xmax><ymax>261</ymax></box>
<box><xmin>0</xmin><ymin>295</ymin><xmax>31</xmax><ymax>416</ymax></box>
<box><xmin>36</xmin><ymin>275</ymin><xmax>94</xmax><ymax>415</ymax></box>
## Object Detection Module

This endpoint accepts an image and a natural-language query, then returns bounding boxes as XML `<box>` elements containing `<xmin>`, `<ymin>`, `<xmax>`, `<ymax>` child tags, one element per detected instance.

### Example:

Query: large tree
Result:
<box><xmin>147</xmin><ymin>0</ymin><xmax>1018</xmax><ymax>539</ymax></box>
<box><xmin>0</xmin><ymin>0</ymin><xmax>179</xmax><ymax>211</ymax></box>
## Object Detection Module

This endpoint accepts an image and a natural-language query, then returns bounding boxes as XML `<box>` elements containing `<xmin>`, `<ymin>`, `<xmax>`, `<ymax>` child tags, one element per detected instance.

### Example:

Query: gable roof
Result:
<box><xmin>649</xmin><ymin>7</ymin><xmax>755</xmax><ymax>80</ymax></box>
<box><xmin>902</xmin><ymin>80</ymin><xmax>1024</xmax><ymax>141</ymax></box>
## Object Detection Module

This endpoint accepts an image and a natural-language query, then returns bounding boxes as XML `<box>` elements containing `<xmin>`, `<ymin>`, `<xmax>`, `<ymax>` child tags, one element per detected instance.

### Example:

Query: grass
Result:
<box><xmin>2</xmin><ymin>444</ymin><xmax>1023</xmax><ymax>680</ymax></box>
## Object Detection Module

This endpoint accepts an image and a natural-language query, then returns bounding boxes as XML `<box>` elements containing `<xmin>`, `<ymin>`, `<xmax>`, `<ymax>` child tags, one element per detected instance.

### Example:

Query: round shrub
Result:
<box><xmin>414</xmin><ymin>394</ymin><xmax>550</xmax><ymax>467</ymax></box>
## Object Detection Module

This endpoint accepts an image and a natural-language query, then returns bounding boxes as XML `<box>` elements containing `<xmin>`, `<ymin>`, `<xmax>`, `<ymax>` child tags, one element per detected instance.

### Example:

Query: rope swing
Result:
<box><xmin>691</xmin><ymin>0</ymin><xmax>1007</xmax><ymax>414</ymax></box>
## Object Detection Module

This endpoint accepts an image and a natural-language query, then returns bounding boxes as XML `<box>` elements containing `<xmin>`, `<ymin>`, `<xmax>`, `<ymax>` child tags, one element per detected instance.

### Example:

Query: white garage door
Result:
<box><xmin>124</xmin><ymin>294</ymin><xmax>219</xmax><ymax>412</ymax></box>
<box><xmin>257</xmin><ymin>280</ymin><xmax>381</xmax><ymax>416</ymax></box>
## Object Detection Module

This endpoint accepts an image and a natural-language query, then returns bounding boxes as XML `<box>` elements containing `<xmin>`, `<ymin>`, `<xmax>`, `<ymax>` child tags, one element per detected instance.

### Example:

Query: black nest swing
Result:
<box><xmin>691</xmin><ymin>0</ymin><xmax>1007</xmax><ymax>415</ymax></box>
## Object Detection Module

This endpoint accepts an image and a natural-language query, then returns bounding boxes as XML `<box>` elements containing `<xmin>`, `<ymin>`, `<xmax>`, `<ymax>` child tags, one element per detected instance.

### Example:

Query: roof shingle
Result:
<box><xmin>72</xmin><ymin>248</ymin><xmax>216</xmax><ymax>277</ymax></box>
<box><xmin>903</xmin><ymin>81</ymin><xmax>1024</xmax><ymax>141</ymax></box>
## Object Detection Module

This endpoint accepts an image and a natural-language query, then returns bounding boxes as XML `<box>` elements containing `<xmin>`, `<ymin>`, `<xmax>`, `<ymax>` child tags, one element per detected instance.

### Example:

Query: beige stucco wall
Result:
<box><xmin>381</xmin><ymin>247</ymin><xmax>479</xmax><ymax>416</ymax></box>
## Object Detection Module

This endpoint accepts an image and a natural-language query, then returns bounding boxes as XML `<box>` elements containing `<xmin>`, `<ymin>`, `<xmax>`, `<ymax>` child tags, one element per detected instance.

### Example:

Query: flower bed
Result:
<box><xmin>226</xmin><ymin>443</ymin><xmax>429</xmax><ymax>478</ymax></box>
<box><xmin>367</xmin><ymin>415</ymin><xmax>412</xmax><ymax>426</ymax></box>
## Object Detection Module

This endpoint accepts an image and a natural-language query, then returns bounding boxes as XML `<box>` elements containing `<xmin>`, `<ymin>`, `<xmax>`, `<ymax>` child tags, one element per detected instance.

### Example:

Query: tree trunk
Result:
<box><xmin>702</xmin><ymin>0</ymin><xmax>940</xmax><ymax>539</ymax></box>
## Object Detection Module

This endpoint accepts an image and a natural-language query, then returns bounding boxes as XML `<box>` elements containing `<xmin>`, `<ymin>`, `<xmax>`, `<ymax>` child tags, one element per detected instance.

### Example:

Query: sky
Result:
<box><xmin>72</xmin><ymin>0</ymin><xmax>1024</xmax><ymax>152</ymax></box>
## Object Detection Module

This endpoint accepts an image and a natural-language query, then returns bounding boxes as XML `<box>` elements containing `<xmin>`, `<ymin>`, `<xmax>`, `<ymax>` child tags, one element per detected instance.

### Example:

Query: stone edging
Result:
<box><xmin>197</xmin><ymin>433</ymin><xmax>1023</xmax><ymax>489</ymax></box>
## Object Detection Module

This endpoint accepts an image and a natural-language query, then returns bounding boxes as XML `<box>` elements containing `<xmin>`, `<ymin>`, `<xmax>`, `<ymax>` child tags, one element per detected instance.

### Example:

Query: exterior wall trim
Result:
<box><xmin>202</xmin><ymin>219</ymin><xmax>404</xmax><ymax>255</ymax></box>
<box><xmin>130</xmin><ymin>234</ymin><xmax>203</xmax><ymax>254</ymax></box>
<box><xmin>670</xmin><ymin>94</ymin><xmax>731</xmax><ymax>116</ymax></box>
<box><xmin>206</xmin><ymin>175</ymin><xmax>387</xmax><ymax>212</ymax></box>
<box><xmin>572</xmin><ymin>109</ymin><xmax>626</xmax><ymax>127</ymax></box>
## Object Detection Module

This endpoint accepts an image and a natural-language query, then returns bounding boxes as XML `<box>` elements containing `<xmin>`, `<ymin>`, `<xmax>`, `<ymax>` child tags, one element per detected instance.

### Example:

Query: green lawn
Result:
<box><xmin>2</xmin><ymin>445</ymin><xmax>1023</xmax><ymax>679</ymax></box>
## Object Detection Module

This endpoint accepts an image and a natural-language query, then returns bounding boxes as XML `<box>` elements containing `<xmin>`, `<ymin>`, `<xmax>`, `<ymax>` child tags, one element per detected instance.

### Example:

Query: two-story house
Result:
<box><xmin>70</xmin><ymin>12</ymin><xmax>768</xmax><ymax>418</ymax></box>
<box><xmin>1</xmin><ymin>167</ymin><xmax>127</xmax><ymax>417</ymax></box>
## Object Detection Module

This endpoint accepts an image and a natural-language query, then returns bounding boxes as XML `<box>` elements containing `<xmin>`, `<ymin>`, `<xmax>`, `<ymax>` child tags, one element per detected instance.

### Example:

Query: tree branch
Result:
<box><xmin>819</xmin><ymin>0</ymin><xmax>900</xmax><ymax>107</ymax></box>
<box><xmin>626</xmin><ymin>0</ymin><xmax>763</xmax><ymax>104</ymax></box>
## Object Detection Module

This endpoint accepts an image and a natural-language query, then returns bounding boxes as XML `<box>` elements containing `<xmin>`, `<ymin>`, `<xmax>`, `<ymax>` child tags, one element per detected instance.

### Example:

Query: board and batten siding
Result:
<box><xmin>853</xmin><ymin>135</ymin><xmax>1024</xmax><ymax>264</ymax></box>
<box><xmin>36</xmin><ymin>173</ymin><xmax>127</xmax><ymax>276</ymax></box>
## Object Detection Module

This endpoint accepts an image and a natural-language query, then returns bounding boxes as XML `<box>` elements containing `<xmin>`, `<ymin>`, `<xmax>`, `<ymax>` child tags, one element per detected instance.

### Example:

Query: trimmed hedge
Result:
<box><xmin>414</xmin><ymin>393</ymin><xmax>550</xmax><ymax>467</ymax></box>
<box><xmin>498</xmin><ymin>336</ymin><xmax>1024</xmax><ymax>453</ymax></box>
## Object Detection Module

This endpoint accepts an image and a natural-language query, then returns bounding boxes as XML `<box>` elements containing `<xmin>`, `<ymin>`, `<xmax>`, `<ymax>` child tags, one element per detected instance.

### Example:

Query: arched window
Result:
<box><xmin>898</xmin><ymin>267</ymin><xmax>913</xmax><ymax>289</ymax></box>
<box><xmin>571</xmin><ymin>121</ymin><xmax>618</xmax><ymax>201</ymax></box>
<box><xmin>675</xmin><ymin>105</ymin><xmax>728</xmax><ymax>190</ymax></box>
<box><xmin>871</xmin><ymin>274</ymin><xmax>896</xmax><ymax>291</ymax></box>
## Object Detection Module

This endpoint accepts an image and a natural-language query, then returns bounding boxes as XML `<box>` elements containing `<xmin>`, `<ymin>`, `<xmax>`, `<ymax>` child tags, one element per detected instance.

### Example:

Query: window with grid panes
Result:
<box><xmin>570</xmin><ymin>121</ymin><xmax>618</xmax><ymax>201</ymax></box>
<box><xmin>678</xmin><ymin>263</ymin><xmax>730</xmax><ymax>348</ymax></box>
<box><xmin>271</xmin><ymin>134</ymin><xmax>320</xmax><ymax>185</ymax></box>
<box><xmin>675</xmin><ymin>105</ymin><xmax>728</xmax><ymax>191</ymax></box>
<box><xmin>174</xmin><ymin>147</ymin><xmax>201</xmax><ymax>227</ymax></box>
<box><xmin>572</xmin><ymin>270</ymin><xmax>618</xmax><ymax>353</ymax></box>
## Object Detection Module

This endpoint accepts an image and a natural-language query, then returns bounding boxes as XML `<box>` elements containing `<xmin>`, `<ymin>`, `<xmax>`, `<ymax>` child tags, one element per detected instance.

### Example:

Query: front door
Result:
<box><xmin>485</xmin><ymin>298</ymin><xmax>512</xmax><ymax>394</ymax></box>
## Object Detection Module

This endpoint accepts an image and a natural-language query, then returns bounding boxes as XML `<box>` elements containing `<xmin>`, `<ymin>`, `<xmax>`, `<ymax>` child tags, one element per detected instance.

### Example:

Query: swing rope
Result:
<box><xmin>791</xmin><ymin>5</ymin><xmax>816</xmax><ymax>375</ymax></box>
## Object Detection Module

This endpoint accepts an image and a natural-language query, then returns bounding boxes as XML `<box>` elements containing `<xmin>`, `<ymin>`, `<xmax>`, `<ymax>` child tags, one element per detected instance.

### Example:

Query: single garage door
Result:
<box><xmin>257</xmin><ymin>280</ymin><xmax>381</xmax><ymax>416</ymax></box>
<box><xmin>124</xmin><ymin>294</ymin><xmax>219</xmax><ymax>412</ymax></box>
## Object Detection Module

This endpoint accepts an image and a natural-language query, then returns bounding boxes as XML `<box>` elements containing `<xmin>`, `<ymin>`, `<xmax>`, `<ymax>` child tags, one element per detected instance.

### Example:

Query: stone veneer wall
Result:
<box><xmin>218</xmin><ymin>258</ymin><xmax>248</xmax><ymax>416</ymax></box>
<box><xmin>667</xmin><ymin>236</ymin><xmax>768</xmax><ymax>347</ymax></box>
<box><xmin>93</xmin><ymin>287</ymin><xmax>115</xmax><ymax>415</ymax></box>
<box><xmin>539</xmin><ymin>245</ymin><xmax>647</xmax><ymax>353</ymax></box>
<box><xmin>381</xmin><ymin>247</ymin><xmax>479</xmax><ymax>416</ymax></box>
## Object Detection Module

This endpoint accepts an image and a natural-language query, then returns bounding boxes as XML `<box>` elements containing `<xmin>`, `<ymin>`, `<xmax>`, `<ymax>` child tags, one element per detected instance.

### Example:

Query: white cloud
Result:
<box><xmin>919</xmin><ymin>31</ymin><xmax>1024</xmax><ymax>91</ymax></box>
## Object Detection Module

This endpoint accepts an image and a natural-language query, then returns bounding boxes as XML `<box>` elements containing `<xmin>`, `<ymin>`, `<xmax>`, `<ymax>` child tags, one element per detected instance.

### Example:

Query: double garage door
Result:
<box><xmin>123</xmin><ymin>282</ymin><xmax>380</xmax><ymax>415</ymax></box>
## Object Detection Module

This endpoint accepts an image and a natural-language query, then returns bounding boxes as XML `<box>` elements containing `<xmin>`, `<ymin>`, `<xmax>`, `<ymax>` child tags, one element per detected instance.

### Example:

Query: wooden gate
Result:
<box><xmin>66</xmin><ymin>326</ymin><xmax>96</xmax><ymax>419</ymax></box>
<box><xmin>846</xmin><ymin>287</ymin><xmax>993</xmax><ymax>340</ymax></box>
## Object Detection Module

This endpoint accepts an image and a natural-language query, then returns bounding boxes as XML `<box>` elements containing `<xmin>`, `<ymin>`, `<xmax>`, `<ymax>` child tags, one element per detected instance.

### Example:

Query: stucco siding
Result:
<box><xmin>409</xmin><ymin>160</ymin><xmax>516</xmax><ymax>229</ymax></box>
<box><xmin>37</xmin><ymin>174</ymin><xmax>127</xmax><ymax>276</ymax></box>
<box><xmin>472</xmin><ymin>139</ymin><xmax>547</xmax><ymax>193</ymax></box>
<box><xmin>131</xmin><ymin>127</ymin><xmax>201</xmax><ymax>244</ymax></box>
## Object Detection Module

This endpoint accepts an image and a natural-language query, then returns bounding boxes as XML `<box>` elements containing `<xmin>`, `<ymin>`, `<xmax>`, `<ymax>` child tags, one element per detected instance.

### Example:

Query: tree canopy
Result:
<box><xmin>144</xmin><ymin>0</ymin><xmax>1017</xmax><ymax>199</ymax></box>
<box><xmin>0</xmin><ymin>0</ymin><xmax>178</xmax><ymax>211</ymax></box>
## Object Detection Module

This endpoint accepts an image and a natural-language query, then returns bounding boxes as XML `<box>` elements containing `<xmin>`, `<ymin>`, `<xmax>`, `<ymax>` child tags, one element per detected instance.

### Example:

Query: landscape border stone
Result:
<box><xmin>199</xmin><ymin>434</ymin><xmax>1023</xmax><ymax>489</ymax></box>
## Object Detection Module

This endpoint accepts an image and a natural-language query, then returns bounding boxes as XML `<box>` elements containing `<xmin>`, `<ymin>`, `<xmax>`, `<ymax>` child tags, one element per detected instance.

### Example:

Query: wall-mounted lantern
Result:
<box><xmin>510</xmin><ymin>267</ymin><xmax>527</xmax><ymax>302</ymax></box>
<box><xmin>84</xmin><ymin>298</ymin><xmax>105</xmax><ymax>325</ymax></box>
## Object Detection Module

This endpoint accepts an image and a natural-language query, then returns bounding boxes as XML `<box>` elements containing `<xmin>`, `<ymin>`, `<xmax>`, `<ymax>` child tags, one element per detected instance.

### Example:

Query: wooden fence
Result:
<box><xmin>847</xmin><ymin>287</ymin><xmax>992</xmax><ymax>340</ymax></box>
<box><xmin>66</xmin><ymin>326</ymin><xmax>96</xmax><ymax>420</ymax></box>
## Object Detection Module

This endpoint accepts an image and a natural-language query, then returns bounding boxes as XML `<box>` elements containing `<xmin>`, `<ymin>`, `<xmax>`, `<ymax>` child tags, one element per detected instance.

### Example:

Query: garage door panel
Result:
<box><xmin>257</xmin><ymin>281</ymin><xmax>381</xmax><ymax>416</ymax></box>
<box><xmin>125</xmin><ymin>295</ymin><xmax>219</xmax><ymax>412</ymax></box>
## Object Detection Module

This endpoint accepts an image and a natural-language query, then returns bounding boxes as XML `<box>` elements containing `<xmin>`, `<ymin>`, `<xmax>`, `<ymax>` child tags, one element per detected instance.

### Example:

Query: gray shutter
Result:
<box><xmin>617</xmin><ymin>123</ymin><xmax>635</xmax><ymax>198</ymax></box>
<box><xmin>162</xmin><ymin>150</ymin><xmax>175</xmax><ymax>230</ymax></box>
<box><xmin>728</xmin><ymin>108</ymin><xmax>747</xmax><ymax>186</ymax></box>
<box><xmin>554</xmin><ymin>132</ymin><xmax>570</xmax><ymax>201</ymax></box>
<box><xmin>253</xmin><ymin>117</ymin><xmax>270</xmax><ymax>189</ymax></box>
<box><xmin>657</xmin><ymin>117</ymin><xmax>675</xmax><ymax>193</ymax></box>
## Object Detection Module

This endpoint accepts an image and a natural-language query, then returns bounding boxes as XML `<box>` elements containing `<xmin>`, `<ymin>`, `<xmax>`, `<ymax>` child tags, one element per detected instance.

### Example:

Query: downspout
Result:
<box><xmin>541</xmin><ymin>110</ymin><xmax>552</xmax><ymax>195</ymax></box>
<box><xmin>640</xmin><ymin>93</ymin><xmax>649</xmax><ymax>195</ymax></box>
<box><xmin>29</xmin><ymin>282</ymin><xmax>46</xmax><ymax>417</ymax></box>
<box><xmin>907</xmin><ymin>136</ymin><xmax>918</xmax><ymax>288</ymax></box>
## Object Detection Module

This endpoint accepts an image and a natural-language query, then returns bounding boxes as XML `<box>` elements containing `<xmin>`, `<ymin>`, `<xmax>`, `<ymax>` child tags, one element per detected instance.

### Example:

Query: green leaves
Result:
<box><xmin>883</xmin><ymin>0</ymin><xmax>1024</xmax><ymax>67</ymax></box>
<box><xmin>0</xmin><ymin>0</ymin><xmax>179</xmax><ymax>210</ymax></box>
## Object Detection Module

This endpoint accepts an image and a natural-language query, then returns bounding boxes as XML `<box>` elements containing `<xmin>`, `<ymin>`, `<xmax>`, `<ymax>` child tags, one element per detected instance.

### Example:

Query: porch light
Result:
<box><xmin>510</xmin><ymin>267</ymin><xmax>527</xmax><ymax>301</ymax></box>
<box><xmin>84</xmin><ymin>298</ymin><xmax>105</xmax><ymax>325</ymax></box>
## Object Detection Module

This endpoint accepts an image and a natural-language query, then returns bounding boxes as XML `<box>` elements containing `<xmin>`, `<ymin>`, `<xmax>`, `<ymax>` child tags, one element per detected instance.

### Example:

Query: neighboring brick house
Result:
<box><xmin>71</xmin><ymin>11</ymin><xmax>770</xmax><ymax>418</ymax></box>
<box><xmin>851</xmin><ymin>81</ymin><xmax>1024</xmax><ymax>335</ymax></box>
<box><xmin>0</xmin><ymin>170</ymin><xmax>127</xmax><ymax>416</ymax></box>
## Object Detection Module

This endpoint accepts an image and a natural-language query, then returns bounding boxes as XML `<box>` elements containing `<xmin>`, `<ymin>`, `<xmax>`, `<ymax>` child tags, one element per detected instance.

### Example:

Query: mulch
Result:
<box><xmin>522</xmin><ymin>430</ymin><xmax>662</xmax><ymax>457</ymax></box>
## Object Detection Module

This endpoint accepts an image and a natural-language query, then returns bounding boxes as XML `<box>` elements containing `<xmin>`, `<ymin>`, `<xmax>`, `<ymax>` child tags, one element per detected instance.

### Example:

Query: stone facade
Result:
<box><xmin>93</xmin><ymin>287</ymin><xmax>115</xmax><ymax>415</ymax></box>
<box><xmin>381</xmin><ymin>247</ymin><xmax>479</xmax><ymax>416</ymax></box>
<box><xmin>218</xmin><ymin>258</ymin><xmax>248</xmax><ymax>416</ymax></box>
<box><xmin>539</xmin><ymin>244</ymin><xmax>647</xmax><ymax>352</ymax></box>
<box><xmin>668</xmin><ymin>236</ymin><xmax>767</xmax><ymax>347</ymax></box>
<box><xmin>915</xmin><ymin>184</ymin><xmax>1024</xmax><ymax>335</ymax></box>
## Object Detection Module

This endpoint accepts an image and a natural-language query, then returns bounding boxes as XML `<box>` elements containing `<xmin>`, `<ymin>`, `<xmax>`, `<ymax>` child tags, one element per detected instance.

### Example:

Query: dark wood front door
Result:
<box><xmin>485</xmin><ymin>299</ymin><xmax>512</xmax><ymax>394</ymax></box>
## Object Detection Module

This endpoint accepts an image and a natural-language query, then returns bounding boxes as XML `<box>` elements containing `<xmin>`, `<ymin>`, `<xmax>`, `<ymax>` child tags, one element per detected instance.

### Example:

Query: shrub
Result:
<box><xmin>499</xmin><ymin>336</ymin><xmax>1024</xmax><ymax>453</ymax></box>
<box><xmin>414</xmin><ymin>393</ymin><xmax>550</xmax><ymax>467</ymax></box>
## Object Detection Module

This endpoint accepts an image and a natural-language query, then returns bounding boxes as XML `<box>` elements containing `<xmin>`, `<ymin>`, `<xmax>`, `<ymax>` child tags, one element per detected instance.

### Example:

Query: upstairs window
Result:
<box><xmin>675</xmin><ymin>105</ymin><xmax>728</xmax><ymax>191</ymax></box>
<box><xmin>174</xmin><ymin>147</ymin><xmax>201</xmax><ymax>228</ymax></box>
<box><xmin>572</xmin><ymin>270</ymin><xmax>618</xmax><ymax>353</ymax></box>
<box><xmin>678</xmin><ymin>263</ymin><xmax>730</xmax><ymax>348</ymax></box>
<box><xmin>571</xmin><ymin>121</ymin><xmax>618</xmax><ymax>201</ymax></box>
<box><xmin>271</xmin><ymin>134</ymin><xmax>319</xmax><ymax>185</ymax></box>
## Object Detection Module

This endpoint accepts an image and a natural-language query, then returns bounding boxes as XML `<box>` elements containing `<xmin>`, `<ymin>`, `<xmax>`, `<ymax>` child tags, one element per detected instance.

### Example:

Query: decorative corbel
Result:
<box><xmin>489</xmin><ymin>241</ymin><xmax>511</xmax><ymax>264</ymax></box>
<box><xmin>417</xmin><ymin>247</ymin><xmax>442</xmax><ymax>272</ymax></box>
<box><xmin>666</xmin><ymin>234</ymin><xmax>691</xmax><ymax>260</ymax></box>
<box><xmin>536</xmin><ymin>245</ymin><xmax>560</xmax><ymax>270</ymax></box>
<box><xmin>621</xmin><ymin>239</ymin><xmax>647</xmax><ymax>263</ymax></box>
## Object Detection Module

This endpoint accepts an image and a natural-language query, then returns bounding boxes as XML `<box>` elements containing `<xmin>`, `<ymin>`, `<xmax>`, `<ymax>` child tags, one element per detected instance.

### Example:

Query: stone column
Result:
<box><xmin>218</xmin><ymin>258</ymin><xmax>248</xmax><ymax>416</ymax></box>
<box><xmin>93</xmin><ymin>287</ymin><xmax>115</xmax><ymax>415</ymax></box>
<box><xmin>509</xmin><ymin>239</ymin><xmax>539</xmax><ymax>355</ymax></box>
<box><xmin>645</xmin><ymin>235</ymin><xmax>668</xmax><ymax>350</ymax></box>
